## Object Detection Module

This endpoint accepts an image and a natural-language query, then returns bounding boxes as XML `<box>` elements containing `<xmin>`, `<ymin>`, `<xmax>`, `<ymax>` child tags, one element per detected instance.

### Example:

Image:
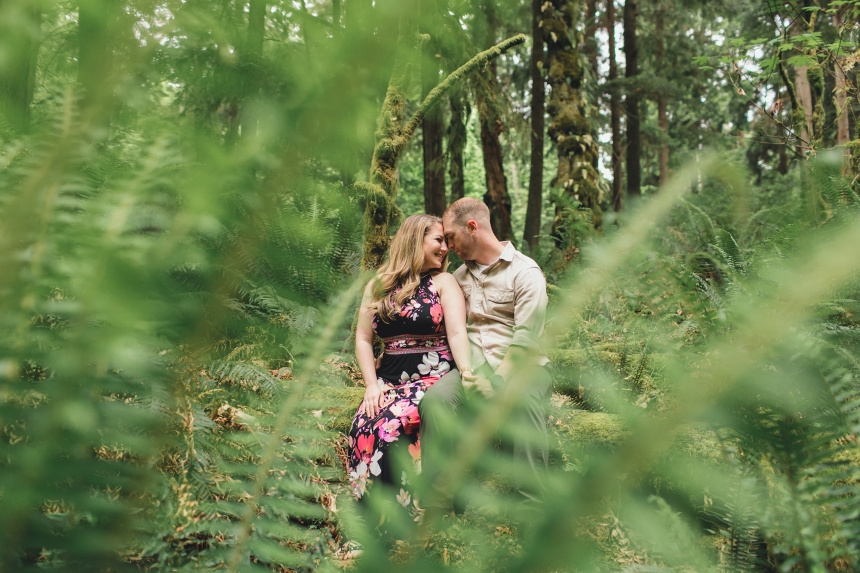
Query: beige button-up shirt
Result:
<box><xmin>452</xmin><ymin>241</ymin><xmax>549</xmax><ymax>372</ymax></box>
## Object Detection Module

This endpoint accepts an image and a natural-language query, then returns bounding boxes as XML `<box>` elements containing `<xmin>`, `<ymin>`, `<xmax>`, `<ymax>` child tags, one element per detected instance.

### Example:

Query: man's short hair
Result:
<box><xmin>443</xmin><ymin>197</ymin><xmax>491</xmax><ymax>228</ymax></box>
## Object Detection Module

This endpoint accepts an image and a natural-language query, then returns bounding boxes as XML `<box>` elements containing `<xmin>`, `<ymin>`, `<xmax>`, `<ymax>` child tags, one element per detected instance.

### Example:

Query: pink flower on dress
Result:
<box><xmin>357</xmin><ymin>433</ymin><xmax>375</xmax><ymax>462</ymax></box>
<box><xmin>378</xmin><ymin>418</ymin><xmax>402</xmax><ymax>442</ymax></box>
<box><xmin>400</xmin><ymin>404</ymin><xmax>420</xmax><ymax>434</ymax></box>
<box><xmin>430</xmin><ymin>303</ymin><xmax>443</xmax><ymax>324</ymax></box>
<box><xmin>388</xmin><ymin>399</ymin><xmax>413</xmax><ymax>417</ymax></box>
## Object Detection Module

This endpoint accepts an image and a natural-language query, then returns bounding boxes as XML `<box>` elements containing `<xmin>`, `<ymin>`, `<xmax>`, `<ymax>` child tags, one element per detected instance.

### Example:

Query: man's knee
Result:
<box><xmin>420</xmin><ymin>368</ymin><xmax>464</xmax><ymax>413</ymax></box>
<box><xmin>508</xmin><ymin>365</ymin><xmax>552</xmax><ymax>430</ymax></box>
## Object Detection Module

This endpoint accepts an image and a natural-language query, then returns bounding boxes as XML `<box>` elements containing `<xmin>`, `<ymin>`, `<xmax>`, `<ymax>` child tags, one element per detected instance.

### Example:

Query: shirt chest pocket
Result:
<box><xmin>484</xmin><ymin>287</ymin><xmax>515</xmax><ymax>318</ymax></box>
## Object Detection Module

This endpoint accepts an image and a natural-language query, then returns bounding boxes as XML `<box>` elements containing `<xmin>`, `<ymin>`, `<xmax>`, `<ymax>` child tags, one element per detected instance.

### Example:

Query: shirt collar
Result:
<box><xmin>498</xmin><ymin>241</ymin><xmax>516</xmax><ymax>262</ymax></box>
<box><xmin>466</xmin><ymin>241</ymin><xmax>516</xmax><ymax>269</ymax></box>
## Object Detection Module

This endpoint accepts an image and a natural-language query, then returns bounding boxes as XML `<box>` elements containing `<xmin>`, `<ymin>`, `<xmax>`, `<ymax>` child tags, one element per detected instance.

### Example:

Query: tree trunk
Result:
<box><xmin>607</xmin><ymin>0</ymin><xmax>623</xmax><ymax>211</ymax></box>
<box><xmin>78</xmin><ymin>0</ymin><xmax>117</xmax><ymax>134</ymax></box>
<box><xmin>247</xmin><ymin>0</ymin><xmax>266</xmax><ymax>57</ymax></box>
<box><xmin>332</xmin><ymin>0</ymin><xmax>342</xmax><ymax>27</ymax></box>
<box><xmin>623</xmin><ymin>0</ymin><xmax>640</xmax><ymax>197</ymax></box>
<box><xmin>474</xmin><ymin>1</ymin><xmax>514</xmax><ymax>242</ymax></box>
<box><xmin>447</xmin><ymin>86</ymin><xmax>469</xmax><ymax>202</ymax></box>
<box><xmin>795</xmin><ymin>65</ymin><xmax>814</xmax><ymax>153</ymax></box>
<box><xmin>421</xmin><ymin>0</ymin><xmax>446</xmax><ymax>216</ymax></box>
<box><xmin>834</xmin><ymin>10</ymin><xmax>850</xmax><ymax>171</ymax></box>
<box><xmin>523</xmin><ymin>0</ymin><xmax>546</xmax><ymax>251</ymax></box>
<box><xmin>0</xmin><ymin>3</ymin><xmax>40</xmax><ymax>134</ymax></box>
<box><xmin>545</xmin><ymin>0</ymin><xmax>602</xmax><ymax>246</ymax></box>
<box><xmin>584</xmin><ymin>0</ymin><xmax>599</xmax><ymax>89</ymax></box>
<box><xmin>655</xmin><ymin>1</ymin><xmax>668</xmax><ymax>185</ymax></box>
<box><xmin>475</xmin><ymin>80</ymin><xmax>514</xmax><ymax>241</ymax></box>
<box><xmin>584</xmin><ymin>0</ymin><xmax>599</xmax><ymax>171</ymax></box>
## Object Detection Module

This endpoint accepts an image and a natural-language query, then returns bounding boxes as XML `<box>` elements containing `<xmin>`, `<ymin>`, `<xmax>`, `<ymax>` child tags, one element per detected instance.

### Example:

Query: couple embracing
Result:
<box><xmin>346</xmin><ymin>197</ymin><xmax>552</xmax><ymax>529</ymax></box>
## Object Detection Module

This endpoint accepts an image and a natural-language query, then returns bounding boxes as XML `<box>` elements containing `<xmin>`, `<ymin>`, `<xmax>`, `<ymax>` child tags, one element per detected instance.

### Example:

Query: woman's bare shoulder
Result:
<box><xmin>430</xmin><ymin>272</ymin><xmax>460</xmax><ymax>291</ymax></box>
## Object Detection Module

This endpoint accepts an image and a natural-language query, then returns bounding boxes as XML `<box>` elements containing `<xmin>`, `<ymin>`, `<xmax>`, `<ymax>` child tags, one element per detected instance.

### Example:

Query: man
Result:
<box><xmin>419</xmin><ymin>197</ymin><xmax>552</xmax><ymax>512</ymax></box>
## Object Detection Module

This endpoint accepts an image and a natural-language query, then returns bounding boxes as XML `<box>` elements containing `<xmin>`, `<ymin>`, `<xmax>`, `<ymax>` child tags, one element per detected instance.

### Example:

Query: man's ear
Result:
<box><xmin>467</xmin><ymin>220</ymin><xmax>478</xmax><ymax>235</ymax></box>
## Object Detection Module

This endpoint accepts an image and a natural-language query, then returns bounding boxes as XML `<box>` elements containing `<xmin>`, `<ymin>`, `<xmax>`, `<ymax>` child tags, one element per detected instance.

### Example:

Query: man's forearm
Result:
<box><xmin>493</xmin><ymin>345</ymin><xmax>530</xmax><ymax>382</ymax></box>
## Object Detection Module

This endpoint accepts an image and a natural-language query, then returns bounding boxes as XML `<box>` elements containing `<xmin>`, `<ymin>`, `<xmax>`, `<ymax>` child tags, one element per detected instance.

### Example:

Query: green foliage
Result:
<box><xmin>1</xmin><ymin>1</ymin><xmax>860</xmax><ymax>573</ymax></box>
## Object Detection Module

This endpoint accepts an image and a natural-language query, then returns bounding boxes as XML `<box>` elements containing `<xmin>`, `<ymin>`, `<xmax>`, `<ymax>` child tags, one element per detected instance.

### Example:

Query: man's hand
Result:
<box><xmin>462</xmin><ymin>372</ymin><xmax>494</xmax><ymax>399</ymax></box>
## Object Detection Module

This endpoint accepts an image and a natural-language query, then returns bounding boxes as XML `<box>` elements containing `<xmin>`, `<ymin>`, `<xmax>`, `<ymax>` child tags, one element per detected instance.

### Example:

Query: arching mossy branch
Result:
<box><xmin>360</xmin><ymin>33</ymin><xmax>527</xmax><ymax>270</ymax></box>
<box><xmin>401</xmin><ymin>34</ymin><xmax>526</xmax><ymax>143</ymax></box>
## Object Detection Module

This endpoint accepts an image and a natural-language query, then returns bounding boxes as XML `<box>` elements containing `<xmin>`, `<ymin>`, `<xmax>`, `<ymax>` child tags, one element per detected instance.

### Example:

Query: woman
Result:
<box><xmin>347</xmin><ymin>214</ymin><xmax>472</xmax><ymax>521</ymax></box>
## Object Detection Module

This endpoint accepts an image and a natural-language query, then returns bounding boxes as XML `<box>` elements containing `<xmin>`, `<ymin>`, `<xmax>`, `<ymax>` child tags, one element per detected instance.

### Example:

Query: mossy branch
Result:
<box><xmin>401</xmin><ymin>33</ymin><xmax>526</xmax><ymax>143</ymax></box>
<box><xmin>361</xmin><ymin>33</ymin><xmax>526</xmax><ymax>270</ymax></box>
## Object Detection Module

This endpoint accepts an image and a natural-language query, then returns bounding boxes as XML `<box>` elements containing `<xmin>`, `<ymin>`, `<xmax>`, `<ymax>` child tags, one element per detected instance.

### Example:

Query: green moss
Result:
<box><xmin>807</xmin><ymin>64</ymin><xmax>824</xmax><ymax>96</ymax></box>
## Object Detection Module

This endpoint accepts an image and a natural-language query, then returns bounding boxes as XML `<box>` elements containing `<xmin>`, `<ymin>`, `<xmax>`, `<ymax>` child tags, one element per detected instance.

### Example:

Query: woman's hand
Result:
<box><xmin>361</xmin><ymin>381</ymin><xmax>390</xmax><ymax>419</ymax></box>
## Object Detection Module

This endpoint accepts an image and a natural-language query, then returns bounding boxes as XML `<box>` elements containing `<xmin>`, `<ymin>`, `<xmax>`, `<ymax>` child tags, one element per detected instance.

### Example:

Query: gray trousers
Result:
<box><xmin>418</xmin><ymin>362</ymin><xmax>552</xmax><ymax>510</ymax></box>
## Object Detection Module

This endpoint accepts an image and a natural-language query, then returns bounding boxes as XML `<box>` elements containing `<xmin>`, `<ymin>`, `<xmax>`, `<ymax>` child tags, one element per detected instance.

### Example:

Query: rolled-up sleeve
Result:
<box><xmin>510</xmin><ymin>267</ymin><xmax>547</xmax><ymax>351</ymax></box>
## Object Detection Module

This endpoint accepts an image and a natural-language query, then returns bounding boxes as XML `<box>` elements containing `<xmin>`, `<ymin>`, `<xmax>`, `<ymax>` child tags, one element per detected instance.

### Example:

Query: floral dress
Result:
<box><xmin>347</xmin><ymin>273</ymin><xmax>454</xmax><ymax>518</ymax></box>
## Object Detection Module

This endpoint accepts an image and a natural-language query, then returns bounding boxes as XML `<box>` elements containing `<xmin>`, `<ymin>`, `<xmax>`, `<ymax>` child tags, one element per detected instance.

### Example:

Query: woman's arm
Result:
<box><xmin>434</xmin><ymin>273</ymin><xmax>473</xmax><ymax>377</ymax></box>
<box><xmin>356</xmin><ymin>282</ymin><xmax>387</xmax><ymax>418</ymax></box>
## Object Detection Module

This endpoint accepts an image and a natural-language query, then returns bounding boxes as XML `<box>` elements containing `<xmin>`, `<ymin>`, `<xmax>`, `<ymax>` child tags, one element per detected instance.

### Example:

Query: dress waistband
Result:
<box><xmin>382</xmin><ymin>333</ymin><xmax>450</xmax><ymax>355</ymax></box>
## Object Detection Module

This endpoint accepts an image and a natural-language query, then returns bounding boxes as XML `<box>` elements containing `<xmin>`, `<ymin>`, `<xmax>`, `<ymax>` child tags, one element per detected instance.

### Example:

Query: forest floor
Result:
<box><xmin>297</xmin><ymin>348</ymin><xmax>726</xmax><ymax>571</ymax></box>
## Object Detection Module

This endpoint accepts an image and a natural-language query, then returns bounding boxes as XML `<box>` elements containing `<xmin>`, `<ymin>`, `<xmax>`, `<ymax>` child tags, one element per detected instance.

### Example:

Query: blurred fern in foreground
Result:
<box><xmin>1</xmin><ymin>0</ymin><xmax>860</xmax><ymax>571</ymax></box>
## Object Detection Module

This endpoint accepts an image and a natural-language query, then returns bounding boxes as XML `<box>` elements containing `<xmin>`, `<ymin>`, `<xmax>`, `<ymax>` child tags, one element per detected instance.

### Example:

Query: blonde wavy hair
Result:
<box><xmin>371</xmin><ymin>214</ymin><xmax>448</xmax><ymax>323</ymax></box>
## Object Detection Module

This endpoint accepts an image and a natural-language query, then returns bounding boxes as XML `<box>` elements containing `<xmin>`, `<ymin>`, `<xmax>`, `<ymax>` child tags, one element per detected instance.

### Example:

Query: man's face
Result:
<box><xmin>442</xmin><ymin>215</ymin><xmax>478</xmax><ymax>261</ymax></box>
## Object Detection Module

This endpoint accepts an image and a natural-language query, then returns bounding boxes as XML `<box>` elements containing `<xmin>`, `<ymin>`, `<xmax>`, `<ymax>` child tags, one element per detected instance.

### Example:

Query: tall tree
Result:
<box><xmin>447</xmin><ymin>86</ymin><xmax>469</xmax><ymax>202</ymax></box>
<box><xmin>607</xmin><ymin>0</ymin><xmax>623</xmax><ymax>210</ymax></box>
<box><xmin>523</xmin><ymin>0</ymin><xmax>546</xmax><ymax>251</ymax></box>
<box><xmin>584</xmin><ymin>0</ymin><xmax>599</xmax><ymax>172</ymax></box>
<box><xmin>474</xmin><ymin>0</ymin><xmax>514</xmax><ymax>241</ymax></box>
<box><xmin>0</xmin><ymin>2</ymin><xmax>40</xmax><ymax>134</ymax></box>
<box><xmin>795</xmin><ymin>65</ymin><xmax>814</xmax><ymax>152</ymax></box>
<box><xmin>655</xmin><ymin>0</ymin><xmax>668</xmax><ymax>185</ymax></box>
<box><xmin>584</xmin><ymin>0</ymin><xmax>599</xmax><ymax>93</ymax></box>
<box><xmin>834</xmin><ymin>9</ymin><xmax>851</xmax><ymax>152</ymax></box>
<box><xmin>545</xmin><ymin>0</ymin><xmax>602</xmax><ymax>242</ymax></box>
<box><xmin>623</xmin><ymin>0</ymin><xmax>641</xmax><ymax>197</ymax></box>
<box><xmin>421</xmin><ymin>0</ymin><xmax>447</xmax><ymax>216</ymax></box>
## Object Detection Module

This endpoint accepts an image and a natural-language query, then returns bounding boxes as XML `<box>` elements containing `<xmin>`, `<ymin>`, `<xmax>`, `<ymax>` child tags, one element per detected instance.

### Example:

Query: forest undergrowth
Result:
<box><xmin>125</xmin><ymin>150</ymin><xmax>860</xmax><ymax>572</ymax></box>
<box><xmin>3</xmin><ymin>106</ymin><xmax>860</xmax><ymax>572</ymax></box>
<box><xmin>2</xmin><ymin>0</ymin><xmax>860</xmax><ymax>570</ymax></box>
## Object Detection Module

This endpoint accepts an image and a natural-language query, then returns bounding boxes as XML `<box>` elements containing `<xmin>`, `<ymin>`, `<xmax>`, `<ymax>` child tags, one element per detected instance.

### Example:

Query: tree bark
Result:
<box><xmin>447</xmin><ymin>86</ymin><xmax>469</xmax><ymax>202</ymax></box>
<box><xmin>834</xmin><ymin>10</ymin><xmax>850</xmax><ymax>170</ymax></box>
<box><xmin>78</xmin><ymin>0</ymin><xmax>117</xmax><ymax>134</ymax></box>
<box><xmin>474</xmin><ymin>1</ymin><xmax>514</xmax><ymax>241</ymax></box>
<box><xmin>607</xmin><ymin>0</ymin><xmax>623</xmax><ymax>210</ymax></box>
<box><xmin>523</xmin><ymin>0</ymin><xmax>546</xmax><ymax>251</ymax></box>
<box><xmin>623</xmin><ymin>0</ymin><xmax>640</xmax><ymax>197</ymax></box>
<box><xmin>584</xmin><ymin>0</ymin><xmax>599</xmax><ymax>87</ymax></box>
<box><xmin>475</xmin><ymin>78</ymin><xmax>514</xmax><ymax>241</ymax></box>
<box><xmin>545</xmin><ymin>0</ymin><xmax>602</xmax><ymax>246</ymax></box>
<box><xmin>421</xmin><ymin>0</ymin><xmax>446</xmax><ymax>216</ymax></box>
<box><xmin>795</xmin><ymin>65</ymin><xmax>814</xmax><ymax>153</ymax></box>
<box><xmin>0</xmin><ymin>3</ymin><xmax>40</xmax><ymax>134</ymax></box>
<box><xmin>655</xmin><ymin>1</ymin><xmax>668</xmax><ymax>185</ymax></box>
